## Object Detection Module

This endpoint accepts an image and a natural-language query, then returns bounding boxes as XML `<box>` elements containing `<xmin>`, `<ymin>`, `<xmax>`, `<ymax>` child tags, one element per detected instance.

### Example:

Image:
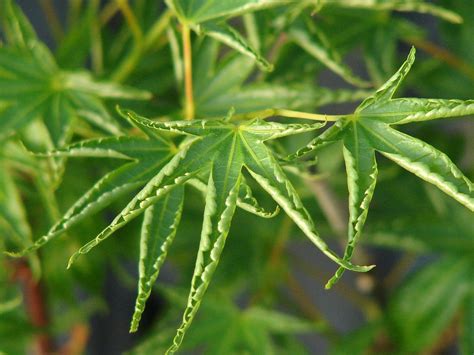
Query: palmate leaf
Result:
<box><xmin>0</xmin><ymin>42</ymin><xmax>150</xmax><ymax>145</ymax></box>
<box><xmin>290</xmin><ymin>47</ymin><xmax>474</xmax><ymax>288</ymax></box>
<box><xmin>40</xmin><ymin>110</ymin><xmax>373</xmax><ymax>353</ymax></box>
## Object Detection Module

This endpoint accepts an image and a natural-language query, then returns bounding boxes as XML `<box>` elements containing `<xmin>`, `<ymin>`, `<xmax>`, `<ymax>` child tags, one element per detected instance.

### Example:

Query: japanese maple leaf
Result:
<box><xmin>289</xmin><ymin>47</ymin><xmax>474</xmax><ymax>288</ymax></box>
<box><xmin>28</xmin><ymin>110</ymin><xmax>372</xmax><ymax>353</ymax></box>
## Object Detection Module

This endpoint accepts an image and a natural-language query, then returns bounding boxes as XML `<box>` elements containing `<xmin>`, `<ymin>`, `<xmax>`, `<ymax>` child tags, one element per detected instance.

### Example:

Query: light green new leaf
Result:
<box><xmin>52</xmin><ymin>110</ymin><xmax>371</xmax><ymax>353</ymax></box>
<box><xmin>130</xmin><ymin>186</ymin><xmax>184</xmax><ymax>332</ymax></box>
<box><xmin>291</xmin><ymin>47</ymin><xmax>474</xmax><ymax>287</ymax></box>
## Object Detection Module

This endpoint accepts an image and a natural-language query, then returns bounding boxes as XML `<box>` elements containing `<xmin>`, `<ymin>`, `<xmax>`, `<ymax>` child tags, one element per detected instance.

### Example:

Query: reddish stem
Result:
<box><xmin>12</xmin><ymin>260</ymin><xmax>54</xmax><ymax>354</ymax></box>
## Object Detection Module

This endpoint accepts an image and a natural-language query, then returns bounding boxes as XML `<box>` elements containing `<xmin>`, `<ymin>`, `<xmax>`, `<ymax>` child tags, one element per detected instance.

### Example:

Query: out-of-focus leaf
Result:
<box><xmin>461</xmin><ymin>269</ymin><xmax>474</xmax><ymax>355</ymax></box>
<box><xmin>387</xmin><ymin>257</ymin><xmax>470</xmax><ymax>353</ymax></box>
<box><xmin>194</xmin><ymin>40</ymin><xmax>371</xmax><ymax>116</ymax></box>
<box><xmin>166</xmin><ymin>0</ymin><xmax>289</xmax><ymax>24</ymax></box>
<box><xmin>330</xmin><ymin>322</ymin><xmax>383</xmax><ymax>355</ymax></box>
<box><xmin>199</xmin><ymin>21</ymin><xmax>273</xmax><ymax>71</ymax></box>
<box><xmin>0</xmin><ymin>159</ymin><xmax>40</xmax><ymax>276</ymax></box>
<box><xmin>0</xmin><ymin>0</ymin><xmax>36</xmax><ymax>48</ymax></box>
<box><xmin>56</xmin><ymin>0</ymin><xmax>98</xmax><ymax>68</ymax></box>
<box><xmin>323</xmin><ymin>0</ymin><xmax>462</xmax><ymax>24</ymax></box>
<box><xmin>288</xmin><ymin>21</ymin><xmax>371</xmax><ymax>87</ymax></box>
<box><xmin>131</xmin><ymin>290</ymin><xmax>316</xmax><ymax>355</ymax></box>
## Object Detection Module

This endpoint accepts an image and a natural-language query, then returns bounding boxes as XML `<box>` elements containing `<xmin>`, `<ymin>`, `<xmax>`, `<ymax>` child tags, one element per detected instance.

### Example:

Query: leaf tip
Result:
<box><xmin>66</xmin><ymin>253</ymin><xmax>79</xmax><ymax>269</ymax></box>
<box><xmin>3</xmin><ymin>250</ymin><xmax>23</xmax><ymax>258</ymax></box>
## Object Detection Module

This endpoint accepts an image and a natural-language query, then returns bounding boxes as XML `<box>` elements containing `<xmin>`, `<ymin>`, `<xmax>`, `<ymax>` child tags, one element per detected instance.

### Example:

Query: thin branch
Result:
<box><xmin>100</xmin><ymin>1</ymin><xmax>120</xmax><ymax>26</ymax></box>
<box><xmin>110</xmin><ymin>0</ymin><xmax>144</xmax><ymax>82</ymax></box>
<box><xmin>110</xmin><ymin>8</ymin><xmax>171</xmax><ymax>82</ymax></box>
<box><xmin>233</xmin><ymin>108</ymin><xmax>345</xmax><ymax>122</ymax></box>
<box><xmin>182</xmin><ymin>23</ymin><xmax>194</xmax><ymax>120</ymax></box>
<box><xmin>67</xmin><ymin>0</ymin><xmax>83</xmax><ymax>28</ymax></box>
<box><xmin>403</xmin><ymin>36</ymin><xmax>474</xmax><ymax>82</ymax></box>
<box><xmin>90</xmin><ymin>0</ymin><xmax>103</xmax><ymax>75</ymax></box>
<box><xmin>38</xmin><ymin>0</ymin><xmax>63</xmax><ymax>41</ymax></box>
<box><xmin>58</xmin><ymin>324</ymin><xmax>90</xmax><ymax>355</ymax></box>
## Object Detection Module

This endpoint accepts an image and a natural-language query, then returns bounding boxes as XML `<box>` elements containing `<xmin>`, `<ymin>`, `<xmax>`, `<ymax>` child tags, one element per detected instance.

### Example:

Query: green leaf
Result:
<box><xmin>325</xmin><ymin>0</ymin><xmax>462</xmax><ymax>24</ymax></box>
<box><xmin>0</xmin><ymin>0</ymin><xmax>37</xmax><ymax>49</ymax></box>
<box><xmin>0</xmin><ymin>3</ymin><xmax>150</xmax><ymax>148</ymax></box>
<box><xmin>199</xmin><ymin>21</ymin><xmax>273</xmax><ymax>71</ymax></box>
<box><xmin>288</xmin><ymin>23</ymin><xmax>371</xmax><ymax>87</ymax></box>
<box><xmin>39</xmin><ymin>110</ymin><xmax>371</xmax><ymax>353</ymax></box>
<box><xmin>166</xmin><ymin>0</ymin><xmax>289</xmax><ymax>24</ymax></box>
<box><xmin>387</xmin><ymin>257</ymin><xmax>470</xmax><ymax>353</ymax></box>
<box><xmin>131</xmin><ymin>290</ymin><xmax>316</xmax><ymax>354</ymax></box>
<box><xmin>15</xmin><ymin>121</ymin><xmax>175</xmax><ymax>256</ymax></box>
<box><xmin>365</xmin><ymin>120</ymin><xmax>473</xmax><ymax>210</ymax></box>
<box><xmin>0</xmin><ymin>160</ymin><xmax>40</xmax><ymax>277</ymax></box>
<box><xmin>291</xmin><ymin>47</ymin><xmax>474</xmax><ymax>286</ymax></box>
<box><xmin>130</xmin><ymin>186</ymin><xmax>184</xmax><ymax>332</ymax></box>
<box><xmin>194</xmin><ymin>40</ymin><xmax>371</xmax><ymax>116</ymax></box>
<box><xmin>325</xmin><ymin>123</ymin><xmax>378</xmax><ymax>288</ymax></box>
<box><xmin>189</xmin><ymin>177</ymin><xmax>280</xmax><ymax>218</ymax></box>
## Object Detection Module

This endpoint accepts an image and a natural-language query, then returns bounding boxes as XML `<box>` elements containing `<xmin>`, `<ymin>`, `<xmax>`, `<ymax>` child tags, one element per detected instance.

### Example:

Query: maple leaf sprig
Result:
<box><xmin>11</xmin><ymin>110</ymin><xmax>375</xmax><ymax>352</ymax></box>
<box><xmin>288</xmin><ymin>47</ymin><xmax>474</xmax><ymax>288</ymax></box>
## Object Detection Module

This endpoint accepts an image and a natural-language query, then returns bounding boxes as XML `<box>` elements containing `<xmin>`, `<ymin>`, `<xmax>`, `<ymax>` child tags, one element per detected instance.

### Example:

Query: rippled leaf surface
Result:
<box><xmin>291</xmin><ymin>47</ymin><xmax>474</xmax><ymax>288</ymax></box>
